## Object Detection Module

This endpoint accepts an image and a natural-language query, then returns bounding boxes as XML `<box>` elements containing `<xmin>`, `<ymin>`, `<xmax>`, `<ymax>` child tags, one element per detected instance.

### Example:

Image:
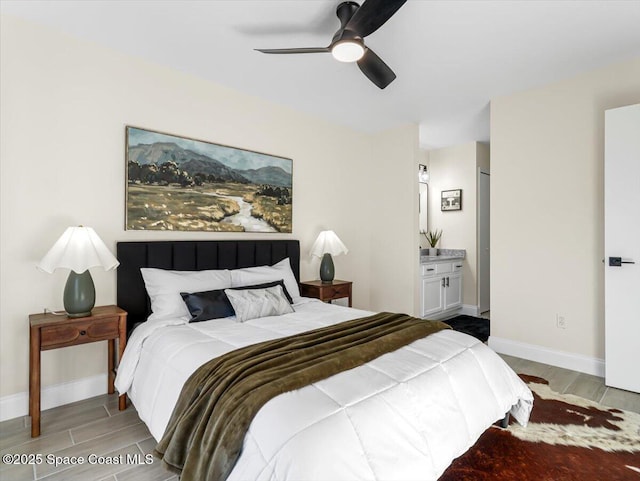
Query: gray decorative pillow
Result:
<box><xmin>224</xmin><ymin>285</ymin><xmax>294</xmax><ymax>322</ymax></box>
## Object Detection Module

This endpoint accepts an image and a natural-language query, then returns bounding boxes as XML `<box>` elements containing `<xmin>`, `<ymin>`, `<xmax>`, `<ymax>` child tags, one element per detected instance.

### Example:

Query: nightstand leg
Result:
<box><xmin>107</xmin><ymin>339</ymin><xmax>115</xmax><ymax>395</ymax></box>
<box><xmin>29</xmin><ymin>326</ymin><xmax>41</xmax><ymax>437</ymax></box>
<box><xmin>117</xmin><ymin>315</ymin><xmax>127</xmax><ymax>411</ymax></box>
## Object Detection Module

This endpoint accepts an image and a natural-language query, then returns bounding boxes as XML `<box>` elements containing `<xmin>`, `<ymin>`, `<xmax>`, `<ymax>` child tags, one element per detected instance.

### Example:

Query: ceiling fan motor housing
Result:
<box><xmin>336</xmin><ymin>2</ymin><xmax>360</xmax><ymax>28</ymax></box>
<box><xmin>256</xmin><ymin>0</ymin><xmax>406</xmax><ymax>89</ymax></box>
<box><xmin>333</xmin><ymin>2</ymin><xmax>362</xmax><ymax>43</ymax></box>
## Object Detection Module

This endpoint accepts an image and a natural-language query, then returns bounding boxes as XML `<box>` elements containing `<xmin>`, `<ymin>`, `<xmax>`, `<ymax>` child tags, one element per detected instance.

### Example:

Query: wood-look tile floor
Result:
<box><xmin>1</xmin><ymin>356</ymin><xmax>639</xmax><ymax>481</ymax></box>
<box><xmin>0</xmin><ymin>396</ymin><xmax>176</xmax><ymax>481</ymax></box>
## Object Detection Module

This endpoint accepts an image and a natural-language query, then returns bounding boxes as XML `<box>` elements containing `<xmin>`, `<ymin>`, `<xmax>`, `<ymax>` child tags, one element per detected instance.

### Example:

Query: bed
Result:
<box><xmin>114</xmin><ymin>239</ymin><xmax>533</xmax><ymax>481</ymax></box>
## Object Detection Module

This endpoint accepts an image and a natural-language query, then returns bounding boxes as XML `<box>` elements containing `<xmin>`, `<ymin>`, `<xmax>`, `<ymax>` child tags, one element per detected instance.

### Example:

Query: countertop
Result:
<box><xmin>419</xmin><ymin>248</ymin><xmax>466</xmax><ymax>264</ymax></box>
<box><xmin>420</xmin><ymin>255</ymin><xmax>464</xmax><ymax>263</ymax></box>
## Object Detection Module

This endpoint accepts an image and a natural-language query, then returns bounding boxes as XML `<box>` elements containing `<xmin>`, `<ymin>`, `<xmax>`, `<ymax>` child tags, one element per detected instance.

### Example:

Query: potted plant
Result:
<box><xmin>422</xmin><ymin>229</ymin><xmax>442</xmax><ymax>256</ymax></box>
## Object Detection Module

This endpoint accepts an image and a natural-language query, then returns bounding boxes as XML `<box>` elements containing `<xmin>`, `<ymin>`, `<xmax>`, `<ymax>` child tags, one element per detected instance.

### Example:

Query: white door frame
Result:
<box><xmin>478</xmin><ymin>169</ymin><xmax>490</xmax><ymax>315</ymax></box>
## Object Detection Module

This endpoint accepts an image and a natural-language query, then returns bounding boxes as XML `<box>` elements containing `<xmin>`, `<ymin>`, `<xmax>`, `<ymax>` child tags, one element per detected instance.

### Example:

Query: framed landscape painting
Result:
<box><xmin>125</xmin><ymin>126</ymin><xmax>292</xmax><ymax>232</ymax></box>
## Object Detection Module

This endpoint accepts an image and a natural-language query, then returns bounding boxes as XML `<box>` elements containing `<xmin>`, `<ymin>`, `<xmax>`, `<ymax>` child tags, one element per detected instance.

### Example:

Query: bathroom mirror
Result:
<box><xmin>418</xmin><ymin>164</ymin><xmax>429</xmax><ymax>240</ymax></box>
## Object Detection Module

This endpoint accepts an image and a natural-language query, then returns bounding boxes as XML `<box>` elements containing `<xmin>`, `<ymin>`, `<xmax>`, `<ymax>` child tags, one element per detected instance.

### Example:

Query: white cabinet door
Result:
<box><xmin>444</xmin><ymin>274</ymin><xmax>462</xmax><ymax>310</ymax></box>
<box><xmin>422</xmin><ymin>277</ymin><xmax>444</xmax><ymax>317</ymax></box>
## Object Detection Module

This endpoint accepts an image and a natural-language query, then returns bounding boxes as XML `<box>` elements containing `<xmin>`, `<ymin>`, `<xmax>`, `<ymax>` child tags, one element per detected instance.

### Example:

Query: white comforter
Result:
<box><xmin>115</xmin><ymin>299</ymin><xmax>533</xmax><ymax>481</ymax></box>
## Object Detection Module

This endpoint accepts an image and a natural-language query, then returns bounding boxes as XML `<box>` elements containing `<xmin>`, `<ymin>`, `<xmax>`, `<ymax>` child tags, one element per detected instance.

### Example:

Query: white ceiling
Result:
<box><xmin>2</xmin><ymin>0</ymin><xmax>640</xmax><ymax>149</ymax></box>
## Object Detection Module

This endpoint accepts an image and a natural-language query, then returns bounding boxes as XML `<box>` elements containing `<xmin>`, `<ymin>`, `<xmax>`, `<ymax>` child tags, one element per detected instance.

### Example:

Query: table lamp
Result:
<box><xmin>37</xmin><ymin>226</ymin><xmax>119</xmax><ymax>318</ymax></box>
<box><xmin>310</xmin><ymin>230</ymin><xmax>348</xmax><ymax>283</ymax></box>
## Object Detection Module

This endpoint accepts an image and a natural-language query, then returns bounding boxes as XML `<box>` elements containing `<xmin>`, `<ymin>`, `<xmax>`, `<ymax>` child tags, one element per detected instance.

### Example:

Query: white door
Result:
<box><xmin>604</xmin><ymin>104</ymin><xmax>640</xmax><ymax>393</ymax></box>
<box><xmin>478</xmin><ymin>171</ymin><xmax>490</xmax><ymax>314</ymax></box>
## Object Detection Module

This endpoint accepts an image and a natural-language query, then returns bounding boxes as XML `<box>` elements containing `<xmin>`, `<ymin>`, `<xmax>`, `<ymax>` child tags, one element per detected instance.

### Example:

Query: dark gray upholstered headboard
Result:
<box><xmin>116</xmin><ymin>240</ymin><xmax>300</xmax><ymax>334</ymax></box>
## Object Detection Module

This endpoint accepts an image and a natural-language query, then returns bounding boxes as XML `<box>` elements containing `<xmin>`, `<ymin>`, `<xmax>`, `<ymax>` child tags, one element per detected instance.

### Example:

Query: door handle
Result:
<box><xmin>609</xmin><ymin>257</ymin><xmax>636</xmax><ymax>267</ymax></box>
<box><xmin>441</xmin><ymin>278</ymin><xmax>446</xmax><ymax>287</ymax></box>
<box><xmin>445</xmin><ymin>277</ymin><xmax>450</xmax><ymax>287</ymax></box>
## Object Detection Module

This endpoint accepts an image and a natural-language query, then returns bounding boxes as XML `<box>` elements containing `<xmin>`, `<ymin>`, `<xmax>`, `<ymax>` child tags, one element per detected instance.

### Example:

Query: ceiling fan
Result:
<box><xmin>255</xmin><ymin>0</ymin><xmax>407</xmax><ymax>89</ymax></box>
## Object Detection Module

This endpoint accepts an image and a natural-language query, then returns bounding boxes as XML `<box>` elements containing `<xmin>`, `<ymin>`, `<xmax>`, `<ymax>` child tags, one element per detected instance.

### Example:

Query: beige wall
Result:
<box><xmin>477</xmin><ymin>143</ymin><xmax>490</xmax><ymax>172</ymax></box>
<box><xmin>369</xmin><ymin>124</ymin><xmax>422</xmax><ymax>315</ymax></box>
<box><xmin>491</xmin><ymin>58</ymin><xmax>640</xmax><ymax>360</ymax></box>
<box><xmin>427</xmin><ymin>142</ymin><xmax>485</xmax><ymax>307</ymax></box>
<box><xmin>0</xmin><ymin>16</ymin><xmax>419</xmax><ymax>404</ymax></box>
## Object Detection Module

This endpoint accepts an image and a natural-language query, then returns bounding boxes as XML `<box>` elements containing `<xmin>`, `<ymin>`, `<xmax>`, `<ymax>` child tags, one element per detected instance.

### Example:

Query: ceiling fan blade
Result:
<box><xmin>255</xmin><ymin>47</ymin><xmax>330</xmax><ymax>54</ymax></box>
<box><xmin>357</xmin><ymin>48</ymin><xmax>396</xmax><ymax>89</ymax></box>
<box><xmin>346</xmin><ymin>0</ymin><xmax>407</xmax><ymax>38</ymax></box>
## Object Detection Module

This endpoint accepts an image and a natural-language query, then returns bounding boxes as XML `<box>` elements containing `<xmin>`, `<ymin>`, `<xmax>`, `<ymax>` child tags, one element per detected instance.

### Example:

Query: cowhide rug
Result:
<box><xmin>439</xmin><ymin>374</ymin><xmax>640</xmax><ymax>481</ymax></box>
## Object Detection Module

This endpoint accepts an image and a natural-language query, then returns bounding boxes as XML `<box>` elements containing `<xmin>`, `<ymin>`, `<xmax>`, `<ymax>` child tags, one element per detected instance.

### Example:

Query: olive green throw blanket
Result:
<box><xmin>154</xmin><ymin>312</ymin><xmax>450</xmax><ymax>481</ymax></box>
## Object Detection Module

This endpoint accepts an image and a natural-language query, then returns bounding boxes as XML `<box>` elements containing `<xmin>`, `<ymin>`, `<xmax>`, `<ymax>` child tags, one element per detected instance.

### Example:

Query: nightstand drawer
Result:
<box><xmin>326</xmin><ymin>284</ymin><xmax>351</xmax><ymax>299</ymax></box>
<box><xmin>40</xmin><ymin>316</ymin><xmax>120</xmax><ymax>350</ymax></box>
<box><xmin>299</xmin><ymin>280</ymin><xmax>353</xmax><ymax>307</ymax></box>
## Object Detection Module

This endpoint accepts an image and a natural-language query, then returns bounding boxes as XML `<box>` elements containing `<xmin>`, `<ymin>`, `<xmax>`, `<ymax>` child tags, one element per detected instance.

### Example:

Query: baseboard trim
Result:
<box><xmin>460</xmin><ymin>304</ymin><xmax>479</xmax><ymax>317</ymax></box>
<box><xmin>424</xmin><ymin>304</ymin><xmax>481</xmax><ymax>321</ymax></box>
<box><xmin>0</xmin><ymin>374</ymin><xmax>108</xmax><ymax>422</ymax></box>
<box><xmin>488</xmin><ymin>336</ymin><xmax>605</xmax><ymax>377</ymax></box>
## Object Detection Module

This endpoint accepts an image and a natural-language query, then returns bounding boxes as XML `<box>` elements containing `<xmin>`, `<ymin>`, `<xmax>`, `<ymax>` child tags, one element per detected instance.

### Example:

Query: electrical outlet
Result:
<box><xmin>556</xmin><ymin>314</ymin><xmax>567</xmax><ymax>329</ymax></box>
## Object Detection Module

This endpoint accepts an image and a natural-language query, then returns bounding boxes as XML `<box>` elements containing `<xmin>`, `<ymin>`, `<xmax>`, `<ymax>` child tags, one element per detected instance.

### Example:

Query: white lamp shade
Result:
<box><xmin>310</xmin><ymin>230</ymin><xmax>349</xmax><ymax>258</ymax></box>
<box><xmin>37</xmin><ymin>226</ymin><xmax>119</xmax><ymax>274</ymax></box>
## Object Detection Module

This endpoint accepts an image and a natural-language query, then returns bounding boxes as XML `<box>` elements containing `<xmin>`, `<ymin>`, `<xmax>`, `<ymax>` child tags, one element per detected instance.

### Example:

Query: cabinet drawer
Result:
<box><xmin>422</xmin><ymin>262</ymin><xmax>463</xmax><ymax>277</ymax></box>
<box><xmin>324</xmin><ymin>284</ymin><xmax>351</xmax><ymax>299</ymax></box>
<box><xmin>421</xmin><ymin>264</ymin><xmax>438</xmax><ymax>276</ymax></box>
<box><xmin>40</xmin><ymin>317</ymin><xmax>120</xmax><ymax>350</ymax></box>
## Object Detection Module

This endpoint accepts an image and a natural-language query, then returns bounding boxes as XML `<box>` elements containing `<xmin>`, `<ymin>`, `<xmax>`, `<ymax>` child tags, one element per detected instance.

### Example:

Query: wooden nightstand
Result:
<box><xmin>28</xmin><ymin>305</ymin><xmax>128</xmax><ymax>437</ymax></box>
<box><xmin>299</xmin><ymin>280</ymin><xmax>352</xmax><ymax>307</ymax></box>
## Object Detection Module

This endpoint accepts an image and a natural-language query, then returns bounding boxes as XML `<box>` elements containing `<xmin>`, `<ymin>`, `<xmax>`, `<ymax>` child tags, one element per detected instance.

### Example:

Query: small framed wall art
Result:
<box><xmin>441</xmin><ymin>189</ymin><xmax>462</xmax><ymax>211</ymax></box>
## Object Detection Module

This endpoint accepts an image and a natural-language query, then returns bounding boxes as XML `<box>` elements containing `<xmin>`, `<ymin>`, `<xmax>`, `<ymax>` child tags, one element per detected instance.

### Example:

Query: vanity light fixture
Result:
<box><xmin>418</xmin><ymin>164</ymin><xmax>430</xmax><ymax>184</ymax></box>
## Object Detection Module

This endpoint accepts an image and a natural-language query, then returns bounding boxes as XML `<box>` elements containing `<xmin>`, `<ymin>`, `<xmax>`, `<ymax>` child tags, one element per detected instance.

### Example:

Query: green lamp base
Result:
<box><xmin>319</xmin><ymin>253</ymin><xmax>335</xmax><ymax>283</ymax></box>
<box><xmin>63</xmin><ymin>270</ymin><xmax>95</xmax><ymax>318</ymax></box>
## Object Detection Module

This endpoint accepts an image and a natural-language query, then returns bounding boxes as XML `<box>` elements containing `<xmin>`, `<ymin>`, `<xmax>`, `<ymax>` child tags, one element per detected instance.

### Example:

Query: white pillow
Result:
<box><xmin>230</xmin><ymin>258</ymin><xmax>301</xmax><ymax>301</ymax></box>
<box><xmin>225</xmin><ymin>285</ymin><xmax>294</xmax><ymax>322</ymax></box>
<box><xmin>140</xmin><ymin>268</ymin><xmax>232</xmax><ymax>322</ymax></box>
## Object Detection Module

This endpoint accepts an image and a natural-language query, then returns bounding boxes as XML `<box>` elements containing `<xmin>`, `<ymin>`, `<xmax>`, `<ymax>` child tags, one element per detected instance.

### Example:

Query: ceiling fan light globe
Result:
<box><xmin>331</xmin><ymin>40</ymin><xmax>365</xmax><ymax>63</ymax></box>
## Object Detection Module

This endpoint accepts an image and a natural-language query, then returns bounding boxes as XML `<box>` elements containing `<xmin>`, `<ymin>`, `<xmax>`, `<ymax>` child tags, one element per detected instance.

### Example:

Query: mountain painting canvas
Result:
<box><xmin>125</xmin><ymin>127</ymin><xmax>292</xmax><ymax>232</ymax></box>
